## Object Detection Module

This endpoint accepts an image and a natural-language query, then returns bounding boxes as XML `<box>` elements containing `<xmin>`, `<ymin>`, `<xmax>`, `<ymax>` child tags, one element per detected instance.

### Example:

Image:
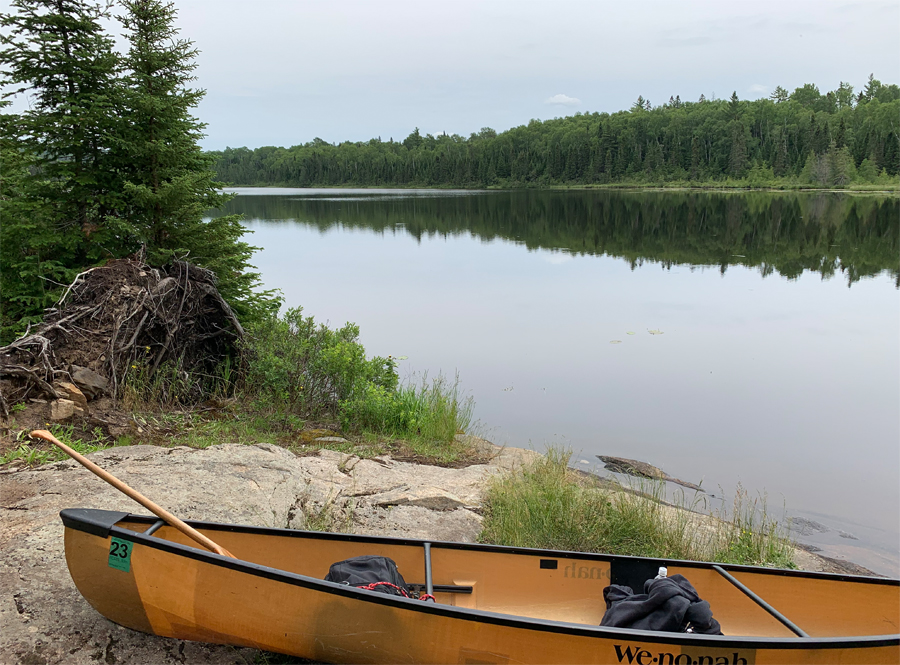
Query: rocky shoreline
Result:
<box><xmin>0</xmin><ymin>438</ymin><xmax>872</xmax><ymax>664</ymax></box>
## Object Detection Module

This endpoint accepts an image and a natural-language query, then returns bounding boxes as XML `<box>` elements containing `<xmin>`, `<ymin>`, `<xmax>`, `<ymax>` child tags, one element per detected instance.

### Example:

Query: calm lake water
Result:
<box><xmin>218</xmin><ymin>188</ymin><xmax>899</xmax><ymax>576</ymax></box>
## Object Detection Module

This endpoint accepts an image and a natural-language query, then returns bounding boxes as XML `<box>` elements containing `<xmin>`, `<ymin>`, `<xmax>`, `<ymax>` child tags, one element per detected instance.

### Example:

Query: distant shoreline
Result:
<box><xmin>221</xmin><ymin>183</ymin><xmax>900</xmax><ymax>196</ymax></box>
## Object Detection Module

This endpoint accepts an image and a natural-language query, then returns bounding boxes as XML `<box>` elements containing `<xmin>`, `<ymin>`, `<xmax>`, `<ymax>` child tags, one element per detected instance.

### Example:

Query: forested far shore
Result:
<box><xmin>211</xmin><ymin>77</ymin><xmax>900</xmax><ymax>190</ymax></box>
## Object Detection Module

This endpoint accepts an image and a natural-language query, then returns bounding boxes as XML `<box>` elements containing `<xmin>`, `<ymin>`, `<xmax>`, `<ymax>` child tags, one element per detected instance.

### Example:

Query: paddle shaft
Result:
<box><xmin>30</xmin><ymin>430</ymin><xmax>236</xmax><ymax>559</ymax></box>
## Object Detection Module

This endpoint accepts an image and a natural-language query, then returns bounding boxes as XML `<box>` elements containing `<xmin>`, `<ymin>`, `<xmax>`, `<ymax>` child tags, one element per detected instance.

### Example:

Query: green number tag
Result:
<box><xmin>108</xmin><ymin>537</ymin><xmax>132</xmax><ymax>572</ymax></box>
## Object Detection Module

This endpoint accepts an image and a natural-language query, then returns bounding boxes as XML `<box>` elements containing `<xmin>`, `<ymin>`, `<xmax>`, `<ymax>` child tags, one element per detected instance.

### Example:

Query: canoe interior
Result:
<box><xmin>110</xmin><ymin>516</ymin><xmax>900</xmax><ymax>640</ymax></box>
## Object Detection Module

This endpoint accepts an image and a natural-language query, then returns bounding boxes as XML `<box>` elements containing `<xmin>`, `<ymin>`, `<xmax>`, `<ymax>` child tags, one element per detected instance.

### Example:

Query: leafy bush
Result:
<box><xmin>241</xmin><ymin>307</ymin><xmax>397</xmax><ymax>419</ymax></box>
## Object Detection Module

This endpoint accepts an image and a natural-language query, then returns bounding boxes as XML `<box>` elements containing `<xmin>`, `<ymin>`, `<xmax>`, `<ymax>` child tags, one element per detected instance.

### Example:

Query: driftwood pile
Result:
<box><xmin>0</xmin><ymin>258</ymin><xmax>244</xmax><ymax>417</ymax></box>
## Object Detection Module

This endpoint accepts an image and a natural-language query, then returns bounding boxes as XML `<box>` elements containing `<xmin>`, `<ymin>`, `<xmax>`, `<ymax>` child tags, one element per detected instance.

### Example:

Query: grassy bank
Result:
<box><xmin>480</xmin><ymin>449</ymin><xmax>795</xmax><ymax>568</ymax></box>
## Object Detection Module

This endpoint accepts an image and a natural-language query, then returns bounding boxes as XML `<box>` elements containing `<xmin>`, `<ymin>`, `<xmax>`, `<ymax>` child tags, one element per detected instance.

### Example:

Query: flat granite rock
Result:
<box><xmin>0</xmin><ymin>438</ymin><xmax>526</xmax><ymax>664</ymax></box>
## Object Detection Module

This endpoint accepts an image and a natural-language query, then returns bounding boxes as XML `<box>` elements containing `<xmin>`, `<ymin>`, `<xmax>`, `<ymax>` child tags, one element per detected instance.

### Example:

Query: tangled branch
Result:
<box><xmin>0</xmin><ymin>258</ymin><xmax>244</xmax><ymax>408</ymax></box>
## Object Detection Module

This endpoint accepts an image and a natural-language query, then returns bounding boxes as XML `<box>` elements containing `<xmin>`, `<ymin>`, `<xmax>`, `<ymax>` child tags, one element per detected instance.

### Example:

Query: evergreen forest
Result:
<box><xmin>212</xmin><ymin>78</ymin><xmax>900</xmax><ymax>190</ymax></box>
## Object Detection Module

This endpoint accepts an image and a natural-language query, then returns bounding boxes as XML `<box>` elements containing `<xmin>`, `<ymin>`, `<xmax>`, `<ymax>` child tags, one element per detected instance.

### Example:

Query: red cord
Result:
<box><xmin>357</xmin><ymin>581</ymin><xmax>410</xmax><ymax>597</ymax></box>
<box><xmin>356</xmin><ymin>582</ymin><xmax>436</xmax><ymax>602</ymax></box>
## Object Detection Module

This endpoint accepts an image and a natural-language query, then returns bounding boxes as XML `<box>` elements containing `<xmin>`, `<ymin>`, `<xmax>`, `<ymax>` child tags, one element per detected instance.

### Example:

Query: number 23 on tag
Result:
<box><xmin>108</xmin><ymin>537</ymin><xmax>133</xmax><ymax>572</ymax></box>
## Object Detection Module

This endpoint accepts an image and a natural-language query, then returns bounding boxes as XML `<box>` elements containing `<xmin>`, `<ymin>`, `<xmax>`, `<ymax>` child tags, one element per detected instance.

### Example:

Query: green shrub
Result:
<box><xmin>241</xmin><ymin>307</ymin><xmax>397</xmax><ymax>418</ymax></box>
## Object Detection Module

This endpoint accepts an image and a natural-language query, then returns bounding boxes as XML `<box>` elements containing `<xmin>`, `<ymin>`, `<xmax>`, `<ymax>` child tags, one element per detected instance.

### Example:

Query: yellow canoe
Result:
<box><xmin>61</xmin><ymin>508</ymin><xmax>899</xmax><ymax>664</ymax></box>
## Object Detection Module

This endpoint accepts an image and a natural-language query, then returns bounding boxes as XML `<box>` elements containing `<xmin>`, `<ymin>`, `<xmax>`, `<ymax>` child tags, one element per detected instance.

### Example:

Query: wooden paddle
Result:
<box><xmin>30</xmin><ymin>429</ymin><xmax>236</xmax><ymax>559</ymax></box>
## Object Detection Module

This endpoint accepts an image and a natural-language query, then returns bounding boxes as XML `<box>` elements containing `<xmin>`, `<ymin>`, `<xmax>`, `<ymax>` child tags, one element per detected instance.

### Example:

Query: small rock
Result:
<box><xmin>52</xmin><ymin>382</ymin><xmax>88</xmax><ymax>412</ymax></box>
<box><xmin>371</xmin><ymin>486</ymin><xmax>467</xmax><ymax>512</ymax></box>
<box><xmin>50</xmin><ymin>399</ymin><xmax>83</xmax><ymax>421</ymax></box>
<box><xmin>298</xmin><ymin>428</ymin><xmax>342</xmax><ymax>444</ymax></box>
<box><xmin>314</xmin><ymin>436</ymin><xmax>349</xmax><ymax>444</ymax></box>
<box><xmin>69</xmin><ymin>367</ymin><xmax>109</xmax><ymax>400</ymax></box>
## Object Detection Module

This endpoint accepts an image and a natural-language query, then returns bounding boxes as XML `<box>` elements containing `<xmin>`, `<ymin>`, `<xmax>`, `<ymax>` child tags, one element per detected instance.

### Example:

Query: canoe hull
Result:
<box><xmin>62</xmin><ymin>510</ymin><xmax>900</xmax><ymax>664</ymax></box>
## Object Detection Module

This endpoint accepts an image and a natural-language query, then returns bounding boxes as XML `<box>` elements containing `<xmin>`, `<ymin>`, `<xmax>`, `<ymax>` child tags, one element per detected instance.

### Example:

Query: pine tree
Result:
<box><xmin>0</xmin><ymin>0</ymin><xmax>133</xmax><ymax>340</ymax></box>
<box><xmin>769</xmin><ymin>86</ymin><xmax>789</xmax><ymax>103</ymax></box>
<box><xmin>0</xmin><ymin>0</ymin><xmax>128</xmax><ymax>260</ymax></box>
<box><xmin>827</xmin><ymin>141</ymin><xmax>856</xmax><ymax>187</ymax></box>
<box><xmin>114</xmin><ymin>0</ymin><xmax>270</xmax><ymax>318</ymax></box>
<box><xmin>728</xmin><ymin>92</ymin><xmax>741</xmax><ymax>121</ymax></box>
<box><xmin>0</xmin><ymin>103</ymin><xmax>64</xmax><ymax>341</ymax></box>
<box><xmin>862</xmin><ymin>74</ymin><xmax>881</xmax><ymax>102</ymax></box>
<box><xmin>773</xmin><ymin>132</ymin><xmax>788</xmax><ymax>177</ymax></box>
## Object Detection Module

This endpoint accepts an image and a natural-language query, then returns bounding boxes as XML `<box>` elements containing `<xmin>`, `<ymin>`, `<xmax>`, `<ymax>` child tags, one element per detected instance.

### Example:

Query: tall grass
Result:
<box><xmin>710</xmin><ymin>484</ymin><xmax>795</xmax><ymax>567</ymax></box>
<box><xmin>480</xmin><ymin>449</ymin><xmax>795</xmax><ymax>568</ymax></box>
<box><xmin>123</xmin><ymin>356</ymin><xmax>202</xmax><ymax>409</ymax></box>
<box><xmin>340</xmin><ymin>372</ymin><xmax>473</xmax><ymax>440</ymax></box>
<box><xmin>339</xmin><ymin>372</ymin><xmax>475</xmax><ymax>463</ymax></box>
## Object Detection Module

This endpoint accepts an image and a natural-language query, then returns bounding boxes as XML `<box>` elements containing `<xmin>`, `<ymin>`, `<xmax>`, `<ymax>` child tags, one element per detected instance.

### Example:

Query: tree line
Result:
<box><xmin>0</xmin><ymin>0</ymin><xmax>272</xmax><ymax>343</ymax></box>
<box><xmin>212</xmin><ymin>77</ymin><xmax>900</xmax><ymax>189</ymax></box>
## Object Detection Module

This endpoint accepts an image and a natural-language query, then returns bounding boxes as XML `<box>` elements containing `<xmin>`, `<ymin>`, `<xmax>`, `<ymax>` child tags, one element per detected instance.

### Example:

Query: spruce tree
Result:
<box><xmin>114</xmin><ymin>0</ymin><xmax>271</xmax><ymax>318</ymax></box>
<box><xmin>0</xmin><ymin>103</ymin><xmax>62</xmax><ymax>341</ymax></box>
<box><xmin>0</xmin><ymin>0</ymin><xmax>129</xmax><ymax>341</ymax></box>
<box><xmin>0</xmin><ymin>0</ymin><xmax>128</xmax><ymax>261</ymax></box>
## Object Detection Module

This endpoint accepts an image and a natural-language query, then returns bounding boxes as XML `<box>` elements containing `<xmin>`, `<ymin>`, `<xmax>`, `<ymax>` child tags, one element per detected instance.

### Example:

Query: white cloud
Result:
<box><xmin>545</xmin><ymin>93</ymin><xmax>581</xmax><ymax>106</ymax></box>
<box><xmin>748</xmin><ymin>83</ymin><xmax>768</xmax><ymax>94</ymax></box>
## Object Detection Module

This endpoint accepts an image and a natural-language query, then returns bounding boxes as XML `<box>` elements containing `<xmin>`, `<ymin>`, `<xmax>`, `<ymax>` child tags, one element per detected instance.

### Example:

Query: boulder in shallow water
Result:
<box><xmin>597</xmin><ymin>455</ymin><xmax>704</xmax><ymax>492</ymax></box>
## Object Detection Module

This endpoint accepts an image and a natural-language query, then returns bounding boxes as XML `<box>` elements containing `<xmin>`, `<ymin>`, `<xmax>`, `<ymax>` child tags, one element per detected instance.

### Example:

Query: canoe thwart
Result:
<box><xmin>408</xmin><ymin>584</ymin><xmax>473</xmax><ymax>594</ymax></box>
<box><xmin>424</xmin><ymin>542</ymin><xmax>434</xmax><ymax>596</ymax></box>
<box><xmin>712</xmin><ymin>564</ymin><xmax>809</xmax><ymax>638</ymax></box>
<box><xmin>144</xmin><ymin>519</ymin><xmax>166</xmax><ymax>536</ymax></box>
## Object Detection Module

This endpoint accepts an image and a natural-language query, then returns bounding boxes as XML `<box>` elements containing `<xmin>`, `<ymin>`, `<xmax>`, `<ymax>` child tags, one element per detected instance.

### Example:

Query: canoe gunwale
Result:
<box><xmin>61</xmin><ymin>508</ymin><xmax>900</xmax><ymax>587</ymax></box>
<box><xmin>60</xmin><ymin>508</ymin><xmax>900</xmax><ymax>651</ymax></box>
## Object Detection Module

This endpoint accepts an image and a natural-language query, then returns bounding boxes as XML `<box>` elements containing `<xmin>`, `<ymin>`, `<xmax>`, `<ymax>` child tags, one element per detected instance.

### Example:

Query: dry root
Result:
<box><xmin>0</xmin><ymin>258</ymin><xmax>244</xmax><ymax>414</ymax></box>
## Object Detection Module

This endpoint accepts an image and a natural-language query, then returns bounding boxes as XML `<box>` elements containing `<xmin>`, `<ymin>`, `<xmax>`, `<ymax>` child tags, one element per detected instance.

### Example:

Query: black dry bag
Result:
<box><xmin>324</xmin><ymin>555</ymin><xmax>411</xmax><ymax>597</ymax></box>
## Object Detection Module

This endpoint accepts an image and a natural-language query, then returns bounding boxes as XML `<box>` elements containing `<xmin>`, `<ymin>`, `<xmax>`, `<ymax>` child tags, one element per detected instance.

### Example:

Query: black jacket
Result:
<box><xmin>601</xmin><ymin>574</ymin><xmax>723</xmax><ymax>634</ymax></box>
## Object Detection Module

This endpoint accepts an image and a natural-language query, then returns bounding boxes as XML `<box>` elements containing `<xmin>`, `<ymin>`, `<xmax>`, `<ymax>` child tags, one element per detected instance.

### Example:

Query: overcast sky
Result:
<box><xmin>4</xmin><ymin>0</ymin><xmax>900</xmax><ymax>149</ymax></box>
